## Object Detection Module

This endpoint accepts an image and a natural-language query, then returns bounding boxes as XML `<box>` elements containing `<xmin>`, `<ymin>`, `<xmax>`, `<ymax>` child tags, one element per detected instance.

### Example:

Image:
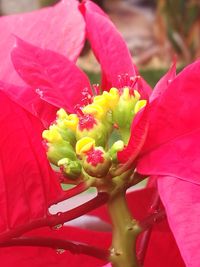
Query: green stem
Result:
<box><xmin>108</xmin><ymin>190</ymin><xmax>140</xmax><ymax>267</ymax></box>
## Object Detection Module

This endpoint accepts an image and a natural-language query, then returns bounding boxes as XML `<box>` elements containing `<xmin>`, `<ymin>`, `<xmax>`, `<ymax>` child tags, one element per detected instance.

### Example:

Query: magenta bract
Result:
<box><xmin>0</xmin><ymin>0</ymin><xmax>199</xmax><ymax>266</ymax></box>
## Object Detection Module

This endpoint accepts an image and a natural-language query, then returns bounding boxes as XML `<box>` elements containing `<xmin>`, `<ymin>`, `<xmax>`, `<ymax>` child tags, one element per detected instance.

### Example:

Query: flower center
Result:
<box><xmin>78</xmin><ymin>114</ymin><xmax>97</xmax><ymax>131</ymax></box>
<box><xmin>86</xmin><ymin>147</ymin><xmax>104</xmax><ymax>167</ymax></box>
<box><xmin>42</xmin><ymin>82</ymin><xmax>146</xmax><ymax>180</ymax></box>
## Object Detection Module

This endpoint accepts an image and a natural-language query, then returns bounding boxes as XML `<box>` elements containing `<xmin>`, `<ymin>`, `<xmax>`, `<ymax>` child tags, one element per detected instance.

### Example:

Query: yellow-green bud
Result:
<box><xmin>58</xmin><ymin>158</ymin><xmax>82</xmax><ymax>180</ymax></box>
<box><xmin>108</xmin><ymin>140</ymin><xmax>124</xmax><ymax>163</ymax></box>
<box><xmin>42</xmin><ymin>128</ymin><xmax>76</xmax><ymax>165</ymax></box>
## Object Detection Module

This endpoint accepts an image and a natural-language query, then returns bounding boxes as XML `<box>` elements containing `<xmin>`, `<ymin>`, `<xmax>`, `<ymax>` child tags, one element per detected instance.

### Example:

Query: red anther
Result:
<box><xmin>125</xmin><ymin>73</ymin><xmax>129</xmax><ymax>87</ymax></box>
<box><xmin>81</xmin><ymin>87</ymin><xmax>93</xmax><ymax>105</ymax></box>
<box><xmin>86</xmin><ymin>147</ymin><xmax>104</xmax><ymax>167</ymax></box>
<box><xmin>117</xmin><ymin>74</ymin><xmax>123</xmax><ymax>93</ymax></box>
<box><xmin>74</xmin><ymin>104</ymin><xmax>84</xmax><ymax>117</ymax></box>
<box><xmin>117</xmin><ymin>74</ymin><xmax>141</xmax><ymax>94</ymax></box>
<box><xmin>113</xmin><ymin>123</ymin><xmax>119</xmax><ymax>129</ymax></box>
<box><xmin>130</xmin><ymin>76</ymin><xmax>140</xmax><ymax>94</ymax></box>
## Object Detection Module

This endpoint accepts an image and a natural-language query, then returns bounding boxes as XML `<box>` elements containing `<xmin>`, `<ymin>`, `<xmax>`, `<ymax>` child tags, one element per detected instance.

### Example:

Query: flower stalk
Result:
<box><xmin>0</xmin><ymin>193</ymin><xmax>108</xmax><ymax>243</ymax></box>
<box><xmin>108</xmin><ymin>190</ymin><xmax>141</xmax><ymax>267</ymax></box>
<box><xmin>1</xmin><ymin>236</ymin><xmax>109</xmax><ymax>261</ymax></box>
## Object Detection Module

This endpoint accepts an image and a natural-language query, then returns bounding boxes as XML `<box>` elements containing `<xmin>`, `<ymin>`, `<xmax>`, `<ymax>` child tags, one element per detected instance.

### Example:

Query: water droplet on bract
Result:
<box><xmin>35</xmin><ymin>88</ymin><xmax>44</xmax><ymax>98</ymax></box>
<box><xmin>56</xmin><ymin>248</ymin><xmax>66</xmax><ymax>255</ymax></box>
<box><xmin>168</xmin><ymin>79</ymin><xmax>172</xmax><ymax>84</ymax></box>
<box><xmin>52</xmin><ymin>223</ymin><xmax>63</xmax><ymax>230</ymax></box>
<box><xmin>150</xmin><ymin>205</ymin><xmax>155</xmax><ymax>211</ymax></box>
<box><xmin>51</xmin><ymin>212</ymin><xmax>63</xmax><ymax>230</ymax></box>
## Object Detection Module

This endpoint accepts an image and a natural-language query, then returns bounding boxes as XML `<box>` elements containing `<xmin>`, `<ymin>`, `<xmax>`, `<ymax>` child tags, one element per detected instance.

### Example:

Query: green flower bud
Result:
<box><xmin>58</xmin><ymin>158</ymin><xmax>82</xmax><ymax>180</ymax></box>
<box><xmin>113</xmin><ymin>88</ymin><xmax>141</xmax><ymax>143</ymax></box>
<box><xmin>42</xmin><ymin>128</ymin><xmax>76</xmax><ymax>166</ymax></box>
<box><xmin>50</xmin><ymin>123</ymin><xmax>76</xmax><ymax>147</ymax></box>
<box><xmin>76</xmin><ymin>114</ymin><xmax>110</xmax><ymax>147</ymax></box>
<box><xmin>108</xmin><ymin>140</ymin><xmax>124</xmax><ymax>163</ymax></box>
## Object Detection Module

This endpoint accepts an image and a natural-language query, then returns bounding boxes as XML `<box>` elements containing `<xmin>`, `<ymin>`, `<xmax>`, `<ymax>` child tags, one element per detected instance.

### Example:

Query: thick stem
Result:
<box><xmin>108</xmin><ymin>190</ymin><xmax>140</xmax><ymax>267</ymax></box>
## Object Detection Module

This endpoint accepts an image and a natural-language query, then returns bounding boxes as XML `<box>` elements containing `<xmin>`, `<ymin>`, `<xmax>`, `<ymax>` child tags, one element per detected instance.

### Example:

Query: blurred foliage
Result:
<box><xmin>39</xmin><ymin>0</ymin><xmax>104</xmax><ymax>7</ymax></box>
<box><xmin>39</xmin><ymin>0</ymin><xmax>59</xmax><ymax>7</ymax></box>
<box><xmin>140</xmin><ymin>68</ymin><xmax>170</xmax><ymax>87</ymax></box>
<box><xmin>157</xmin><ymin>0</ymin><xmax>200</xmax><ymax>63</ymax></box>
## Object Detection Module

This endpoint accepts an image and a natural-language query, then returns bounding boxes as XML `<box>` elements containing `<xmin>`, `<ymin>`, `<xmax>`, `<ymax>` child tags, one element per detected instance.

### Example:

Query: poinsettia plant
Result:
<box><xmin>0</xmin><ymin>1</ymin><xmax>200</xmax><ymax>267</ymax></box>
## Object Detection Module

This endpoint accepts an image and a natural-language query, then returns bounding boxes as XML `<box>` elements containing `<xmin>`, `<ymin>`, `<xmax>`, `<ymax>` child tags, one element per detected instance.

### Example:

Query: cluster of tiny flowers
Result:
<box><xmin>42</xmin><ymin>86</ymin><xmax>146</xmax><ymax>181</ymax></box>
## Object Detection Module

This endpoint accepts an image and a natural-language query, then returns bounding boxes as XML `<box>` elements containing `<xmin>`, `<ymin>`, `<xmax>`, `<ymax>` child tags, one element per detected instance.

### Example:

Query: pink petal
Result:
<box><xmin>144</xmin><ymin>218</ymin><xmax>185</xmax><ymax>267</ymax></box>
<box><xmin>0</xmin><ymin>81</ymin><xmax>57</xmax><ymax>127</ymax></box>
<box><xmin>0</xmin><ymin>0</ymin><xmax>85</xmax><ymax>85</ymax></box>
<box><xmin>11</xmin><ymin>38</ymin><xmax>91</xmax><ymax>113</ymax></box>
<box><xmin>150</xmin><ymin>59</ymin><xmax>177</xmax><ymax>101</ymax></box>
<box><xmin>0</xmin><ymin>92</ymin><xmax>62</xmax><ymax>236</ymax></box>
<box><xmin>158</xmin><ymin>176</ymin><xmax>200</xmax><ymax>267</ymax></box>
<box><xmin>137</xmin><ymin>60</ymin><xmax>200</xmax><ymax>184</ymax></box>
<box><xmin>81</xmin><ymin>2</ymin><xmax>149</xmax><ymax>94</ymax></box>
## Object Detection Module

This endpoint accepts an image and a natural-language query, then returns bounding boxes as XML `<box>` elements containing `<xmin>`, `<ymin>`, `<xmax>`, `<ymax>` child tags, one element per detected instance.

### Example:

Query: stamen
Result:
<box><xmin>81</xmin><ymin>87</ymin><xmax>93</xmax><ymax>106</ymax></box>
<box><xmin>113</xmin><ymin>123</ymin><xmax>119</xmax><ymax>129</ymax></box>
<box><xmin>125</xmin><ymin>73</ymin><xmax>129</xmax><ymax>87</ymax></box>
<box><xmin>117</xmin><ymin>75</ymin><xmax>123</xmax><ymax>92</ymax></box>
<box><xmin>117</xmin><ymin>74</ymin><xmax>141</xmax><ymax>94</ymax></box>
<box><xmin>74</xmin><ymin>104</ymin><xmax>84</xmax><ymax>117</ymax></box>
<box><xmin>92</xmin><ymin>84</ymin><xmax>101</xmax><ymax>96</ymax></box>
<box><xmin>129</xmin><ymin>76</ymin><xmax>140</xmax><ymax>94</ymax></box>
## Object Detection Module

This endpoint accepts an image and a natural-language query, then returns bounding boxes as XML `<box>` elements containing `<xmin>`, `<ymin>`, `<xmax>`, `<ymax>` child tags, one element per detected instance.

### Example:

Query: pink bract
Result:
<box><xmin>0</xmin><ymin>0</ymin><xmax>85</xmax><ymax>85</ymax></box>
<box><xmin>0</xmin><ymin>0</ymin><xmax>199</xmax><ymax>266</ymax></box>
<box><xmin>80</xmin><ymin>0</ymin><xmax>152</xmax><ymax>99</ymax></box>
<box><xmin>158</xmin><ymin>176</ymin><xmax>200</xmax><ymax>267</ymax></box>
<box><xmin>0</xmin><ymin>91</ymin><xmax>63</xmax><ymax>239</ymax></box>
<box><xmin>137</xmin><ymin>60</ymin><xmax>200</xmax><ymax>185</ymax></box>
<box><xmin>11</xmin><ymin>37</ymin><xmax>91</xmax><ymax>114</ymax></box>
<box><xmin>0</xmin><ymin>0</ymin><xmax>86</xmax><ymax>126</ymax></box>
